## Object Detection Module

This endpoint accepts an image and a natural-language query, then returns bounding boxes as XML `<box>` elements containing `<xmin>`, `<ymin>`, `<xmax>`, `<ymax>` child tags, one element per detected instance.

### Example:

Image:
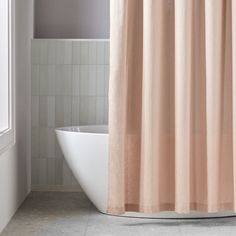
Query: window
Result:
<box><xmin>0</xmin><ymin>0</ymin><xmax>14</xmax><ymax>153</ymax></box>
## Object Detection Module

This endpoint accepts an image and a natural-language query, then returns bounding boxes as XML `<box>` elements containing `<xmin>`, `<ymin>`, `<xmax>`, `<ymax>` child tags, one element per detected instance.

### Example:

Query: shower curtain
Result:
<box><xmin>108</xmin><ymin>0</ymin><xmax>236</xmax><ymax>214</ymax></box>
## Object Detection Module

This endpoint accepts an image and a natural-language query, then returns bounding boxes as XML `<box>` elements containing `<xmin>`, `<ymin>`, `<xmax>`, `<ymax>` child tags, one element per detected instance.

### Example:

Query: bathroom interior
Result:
<box><xmin>1</xmin><ymin>0</ymin><xmax>236</xmax><ymax>235</ymax></box>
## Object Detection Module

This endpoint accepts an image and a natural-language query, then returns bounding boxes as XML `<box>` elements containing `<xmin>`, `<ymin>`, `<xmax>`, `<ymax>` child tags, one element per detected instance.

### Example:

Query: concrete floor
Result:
<box><xmin>1</xmin><ymin>192</ymin><xmax>236</xmax><ymax>236</ymax></box>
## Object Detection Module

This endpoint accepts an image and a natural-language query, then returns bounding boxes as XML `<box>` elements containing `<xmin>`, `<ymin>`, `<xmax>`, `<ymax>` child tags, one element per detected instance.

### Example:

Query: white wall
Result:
<box><xmin>34</xmin><ymin>0</ymin><xmax>110</xmax><ymax>38</ymax></box>
<box><xmin>0</xmin><ymin>0</ymin><xmax>34</xmax><ymax>233</ymax></box>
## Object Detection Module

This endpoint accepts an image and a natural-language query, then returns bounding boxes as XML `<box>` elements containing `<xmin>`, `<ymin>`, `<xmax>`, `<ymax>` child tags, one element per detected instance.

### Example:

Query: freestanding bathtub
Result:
<box><xmin>55</xmin><ymin>125</ymin><xmax>236</xmax><ymax>219</ymax></box>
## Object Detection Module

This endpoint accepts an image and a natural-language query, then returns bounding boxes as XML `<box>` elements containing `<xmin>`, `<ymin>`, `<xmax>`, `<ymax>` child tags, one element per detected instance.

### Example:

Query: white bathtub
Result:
<box><xmin>55</xmin><ymin>125</ymin><xmax>236</xmax><ymax>219</ymax></box>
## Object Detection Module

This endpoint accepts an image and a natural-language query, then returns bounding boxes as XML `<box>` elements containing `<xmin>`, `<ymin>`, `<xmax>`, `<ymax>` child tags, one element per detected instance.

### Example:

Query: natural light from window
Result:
<box><xmin>0</xmin><ymin>0</ymin><xmax>9</xmax><ymax>134</ymax></box>
<box><xmin>0</xmin><ymin>0</ymin><xmax>14</xmax><ymax>153</ymax></box>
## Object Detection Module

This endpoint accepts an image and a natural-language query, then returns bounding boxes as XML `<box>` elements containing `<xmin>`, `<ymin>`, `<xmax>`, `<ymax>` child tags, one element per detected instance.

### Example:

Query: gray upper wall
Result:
<box><xmin>34</xmin><ymin>0</ymin><xmax>110</xmax><ymax>39</ymax></box>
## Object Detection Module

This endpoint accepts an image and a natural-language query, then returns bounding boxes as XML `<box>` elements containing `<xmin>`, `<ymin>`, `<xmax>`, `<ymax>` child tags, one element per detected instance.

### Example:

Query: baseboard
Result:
<box><xmin>31</xmin><ymin>185</ymin><xmax>83</xmax><ymax>192</ymax></box>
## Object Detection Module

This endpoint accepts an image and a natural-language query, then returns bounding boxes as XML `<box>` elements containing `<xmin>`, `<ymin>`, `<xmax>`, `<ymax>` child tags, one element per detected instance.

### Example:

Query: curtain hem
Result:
<box><xmin>107</xmin><ymin>203</ymin><xmax>235</xmax><ymax>215</ymax></box>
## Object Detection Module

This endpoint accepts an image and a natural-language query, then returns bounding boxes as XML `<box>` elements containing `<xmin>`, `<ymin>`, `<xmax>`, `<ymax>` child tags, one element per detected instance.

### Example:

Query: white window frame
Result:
<box><xmin>0</xmin><ymin>0</ymin><xmax>15</xmax><ymax>154</ymax></box>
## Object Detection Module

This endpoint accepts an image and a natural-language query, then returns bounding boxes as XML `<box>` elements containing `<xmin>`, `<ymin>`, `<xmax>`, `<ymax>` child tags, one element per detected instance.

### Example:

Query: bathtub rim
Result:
<box><xmin>55</xmin><ymin>125</ymin><xmax>108</xmax><ymax>135</ymax></box>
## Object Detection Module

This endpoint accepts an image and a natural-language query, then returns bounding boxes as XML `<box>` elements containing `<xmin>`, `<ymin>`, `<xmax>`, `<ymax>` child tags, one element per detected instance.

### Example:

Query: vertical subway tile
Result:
<box><xmin>39</xmin><ymin>158</ymin><xmax>47</xmax><ymax>185</ymax></box>
<box><xmin>79</xmin><ymin>65</ymin><xmax>89</xmax><ymax>95</ymax></box>
<box><xmin>104</xmin><ymin>98</ymin><xmax>109</xmax><ymax>124</ymax></box>
<box><xmin>47</xmin><ymin>96</ymin><xmax>56</xmax><ymax>127</ymax></box>
<box><xmin>55</xmin><ymin>159</ymin><xmax>63</xmax><ymax>185</ymax></box>
<box><xmin>39</xmin><ymin>65</ymin><xmax>55</xmax><ymax>96</ymax></box>
<box><xmin>55</xmin><ymin>41</ymin><xmax>64</xmax><ymax>64</ymax></box>
<box><xmin>39</xmin><ymin>96</ymin><xmax>55</xmax><ymax>127</ymax></box>
<box><xmin>96</xmin><ymin>42</ymin><xmax>105</xmax><ymax>64</ymax></box>
<box><xmin>31</xmin><ymin>159</ymin><xmax>39</xmax><ymax>185</ymax></box>
<box><xmin>88</xmin><ymin>97</ymin><xmax>96</xmax><ymax>125</ymax></box>
<box><xmin>31</xmin><ymin>96</ymin><xmax>39</xmax><ymax>127</ymax></box>
<box><xmin>40</xmin><ymin>128</ymin><xmax>55</xmax><ymax>158</ymax></box>
<box><xmin>55</xmin><ymin>96</ymin><xmax>72</xmax><ymax>126</ymax></box>
<box><xmin>47</xmin><ymin>128</ymin><xmax>56</xmax><ymax>158</ymax></box>
<box><xmin>55</xmin><ymin>65</ymin><xmax>72</xmax><ymax>95</ymax></box>
<box><xmin>39</xmin><ymin>65</ymin><xmax>48</xmax><ymax>96</ymax></box>
<box><xmin>104</xmin><ymin>42</ymin><xmax>110</xmax><ymax>65</ymax></box>
<box><xmin>55</xmin><ymin>66</ymin><xmax>63</xmax><ymax>95</ymax></box>
<box><xmin>47</xmin><ymin>159</ymin><xmax>63</xmax><ymax>185</ymax></box>
<box><xmin>96</xmin><ymin>97</ymin><xmax>105</xmax><ymax>124</ymax></box>
<box><xmin>55</xmin><ymin>139</ymin><xmax>64</xmax><ymax>160</ymax></box>
<box><xmin>64</xmin><ymin>65</ymin><xmax>73</xmax><ymax>95</ymax></box>
<box><xmin>47</xmin><ymin>159</ymin><xmax>55</xmax><ymax>185</ymax></box>
<box><xmin>64</xmin><ymin>41</ymin><xmax>72</xmax><ymax>64</ymax></box>
<box><xmin>31</xmin><ymin>65</ymin><xmax>40</xmax><ymax>96</ymax></box>
<box><xmin>88</xmin><ymin>42</ymin><xmax>97</xmax><ymax>64</ymax></box>
<box><xmin>39</xmin><ymin>97</ymin><xmax>47</xmax><ymax>127</ymax></box>
<box><xmin>79</xmin><ymin>96</ymin><xmax>89</xmax><ymax>125</ymax></box>
<box><xmin>39</xmin><ymin>41</ymin><xmax>48</xmax><ymax>65</ymax></box>
<box><xmin>104</xmin><ymin>65</ymin><xmax>109</xmax><ymax>96</ymax></box>
<box><xmin>88</xmin><ymin>65</ymin><xmax>97</xmax><ymax>96</ymax></box>
<box><xmin>31</xmin><ymin>40</ymin><xmax>40</xmax><ymax>65</ymax></box>
<box><xmin>55</xmin><ymin>96</ymin><xmax>64</xmax><ymax>127</ymax></box>
<box><xmin>72</xmin><ymin>41</ymin><xmax>80</xmax><ymax>64</ymax></box>
<box><xmin>80</xmin><ymin>42</ymin><xmax>89</xmax><ymax>64</ymax></box>
<box><xmin>47</xmin><ymin>41</ymin><xmax>56</xmax><ymax>64</ymax></box>
<box><xmin>62</xmin><ymin>161</ymin><xmax>72</xmax><ymax>185</ymax></box>
<box><xmin>72</xmin><ymin>65</ymin><xmax>80</xmax><ymax>96</ymax></box>
<box><xmin>47</xmin><ymin>65</ymin><xmax>56</xmax><ymax>95</ymax></box>
<box><xmin>31</xmin><ymin>39</ymin><xmax>110</xmax><ymax>189</ymax></box>
<box><xmin>31</xmin><ymin>127</ymin><xmax>40</xmax><ymax>158</ymax></box>
<box><xmin>96</xmin><ymin>65</ymin><xmax>105</xmax><ymax>96</ymax></box>
<box><xmin>39</xmin><ymin>128</ymin><xmax>47</xmax><ymax>158</ymax></box>
<box><xmin>55</xmin><ymin>41</ymin><xmax>72</xmax><ymax>65</ymax></box>
<box><xmin>63</xmin><ymin>96</ymin><xmax>72</xmax><ymax>126</ymax></box>
<box><xmin>71</xmin><ymin>97</ymin><xmax>80</xmax><ymax>125</ymax></box>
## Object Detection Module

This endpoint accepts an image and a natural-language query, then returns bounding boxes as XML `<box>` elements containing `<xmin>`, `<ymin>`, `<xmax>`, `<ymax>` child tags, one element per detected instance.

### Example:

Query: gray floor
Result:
<box><xmin>1</xmin><ymin>192</ymin><xmax>236</xmax><ymax>236</ymax></box>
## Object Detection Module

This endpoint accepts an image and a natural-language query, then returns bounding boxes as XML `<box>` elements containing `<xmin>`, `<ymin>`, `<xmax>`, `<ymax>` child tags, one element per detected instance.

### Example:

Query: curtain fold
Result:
<box><xmin>108</xmin><ymin>0</ymin><xmax>236</xmax><ymax>214</ymax></box>
<box><xmin>233</xmin><ymin>0</ymin><xmax>236</xmax><ymax>211</ymax></box>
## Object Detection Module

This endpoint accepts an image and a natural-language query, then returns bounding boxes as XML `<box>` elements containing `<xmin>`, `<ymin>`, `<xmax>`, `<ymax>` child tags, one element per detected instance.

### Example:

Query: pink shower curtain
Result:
<box><xmin>108</xmin><ymin>0</ymin><xmax>236</xmax><ymax>214</ymax></box>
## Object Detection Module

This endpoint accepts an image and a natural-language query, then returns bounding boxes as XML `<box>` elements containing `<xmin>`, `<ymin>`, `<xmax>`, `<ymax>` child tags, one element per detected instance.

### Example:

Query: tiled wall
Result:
<box><xmin>31</xmin><ymin>39</ymin><xmax>109</xmax><ymax>191</ymax></box>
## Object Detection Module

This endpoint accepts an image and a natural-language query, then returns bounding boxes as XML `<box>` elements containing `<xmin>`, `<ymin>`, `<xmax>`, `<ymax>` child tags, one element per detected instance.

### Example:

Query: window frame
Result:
<box><xmin>0</xmin><ymin>0</ymin><xmax>15</xmax><ymax>154</ymax></box>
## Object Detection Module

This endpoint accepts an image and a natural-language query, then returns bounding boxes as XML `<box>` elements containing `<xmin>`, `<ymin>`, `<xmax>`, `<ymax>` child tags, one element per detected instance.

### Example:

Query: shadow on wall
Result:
<box><xmin>34</xmin><ymin>0</ymin><xmax>110</xmax><ymax>38</ymax></box>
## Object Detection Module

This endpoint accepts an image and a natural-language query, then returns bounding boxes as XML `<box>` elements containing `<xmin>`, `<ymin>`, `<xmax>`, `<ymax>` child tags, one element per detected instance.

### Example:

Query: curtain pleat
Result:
<box><xmin>233</xmin><ymin>0</ymin><xmax>236</xmax><ymax>211</ymax></box>
<box><xmin>174</xmin><ymin>0</ymin><xmax>194</xmax><ymax>212</ymax></box>
<box><xmin>205</xmin><ymin>0</ymin><xmax>225</xmax><ymax>212</ymax></box>
<box><xmin>108</xmin><ymin>0</ymin><xmax>236</xmax><ymax>214</ymax></box>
